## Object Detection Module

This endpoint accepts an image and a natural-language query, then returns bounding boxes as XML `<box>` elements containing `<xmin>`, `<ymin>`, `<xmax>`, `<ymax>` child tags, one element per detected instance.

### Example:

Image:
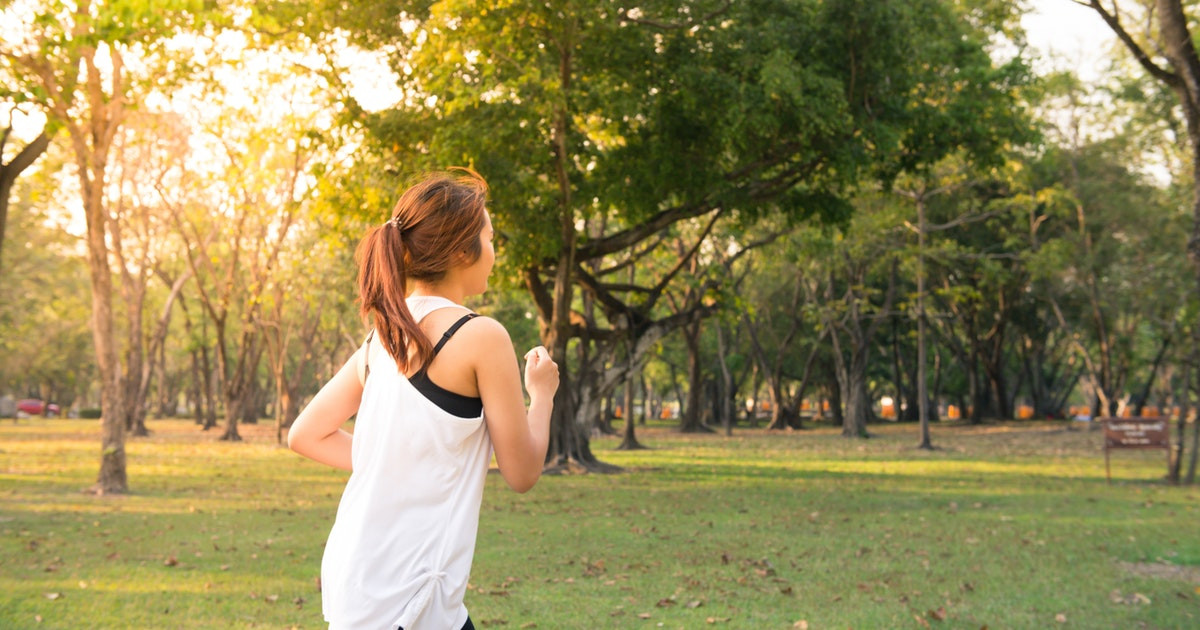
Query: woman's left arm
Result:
<box><xmin>287</xmin><ymin>349</ymin><xmax>364</xmax><ymax>471</ymax></box>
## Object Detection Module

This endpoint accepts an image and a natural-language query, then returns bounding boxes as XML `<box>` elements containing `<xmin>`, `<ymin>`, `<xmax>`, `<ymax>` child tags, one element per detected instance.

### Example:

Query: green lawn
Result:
<box><xmin>1</xmin><ymin>417</ymin><xmax>1197</xmax><ymax>629</ymax></box>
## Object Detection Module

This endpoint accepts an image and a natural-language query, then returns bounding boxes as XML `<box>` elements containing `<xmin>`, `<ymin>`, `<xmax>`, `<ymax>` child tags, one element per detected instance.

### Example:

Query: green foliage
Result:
<box><xmin>336</xmin><ymin>0</ymin><xmax>1032</xmax><ymax>272</ymax></box>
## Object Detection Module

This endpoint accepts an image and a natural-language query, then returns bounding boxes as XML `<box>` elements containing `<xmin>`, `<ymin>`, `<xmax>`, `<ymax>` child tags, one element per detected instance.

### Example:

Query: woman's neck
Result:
<box><xmin>407</xmin><ymin>282</ymin><xmax>464</xmax><ymax>305</ymax></box>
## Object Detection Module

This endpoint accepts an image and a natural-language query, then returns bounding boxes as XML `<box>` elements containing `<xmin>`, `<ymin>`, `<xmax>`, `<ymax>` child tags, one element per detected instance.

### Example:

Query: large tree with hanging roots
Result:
<box><xmin>272</xmin><ymin>0</ymin><xmax>1030</xmax><ymax>469</ymax></box>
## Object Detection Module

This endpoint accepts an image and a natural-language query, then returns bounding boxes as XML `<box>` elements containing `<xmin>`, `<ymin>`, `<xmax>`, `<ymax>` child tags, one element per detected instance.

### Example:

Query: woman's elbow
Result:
<box><xmin>505</xmin><ymin>469</ymin><xmax>541</xmax><ymax>494</ymax></box>
<box><xmin>286</xmin><ymin>427</ymin><xmax>306</xmax><ymax>454</ymax></box>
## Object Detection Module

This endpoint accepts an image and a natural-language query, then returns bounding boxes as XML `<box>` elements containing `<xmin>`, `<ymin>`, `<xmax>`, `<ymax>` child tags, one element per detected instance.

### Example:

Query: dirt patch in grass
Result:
<box><xmin>1118</xmin><ymin>561</ymin><xmax>1200</xmax><ymax>583</ymax></box>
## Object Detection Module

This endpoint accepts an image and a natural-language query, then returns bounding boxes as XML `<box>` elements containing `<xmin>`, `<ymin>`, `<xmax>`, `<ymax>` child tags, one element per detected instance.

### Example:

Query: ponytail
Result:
<box><xmin>356</xmin><ymin>168</ymin><xmax>489</xmax><ymax>374</ymax></box>
<box><xmin>355</xmin><ymin>224</ymin><xmax>433</xmax><ymax>373</ymax></box>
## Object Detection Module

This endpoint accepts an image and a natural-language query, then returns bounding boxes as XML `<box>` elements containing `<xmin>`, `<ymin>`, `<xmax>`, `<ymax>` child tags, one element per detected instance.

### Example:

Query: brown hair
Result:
<box><xmin>356</xmin><ymin>168</ymin><xmax>489</xmax><ymax>373</ymax></box>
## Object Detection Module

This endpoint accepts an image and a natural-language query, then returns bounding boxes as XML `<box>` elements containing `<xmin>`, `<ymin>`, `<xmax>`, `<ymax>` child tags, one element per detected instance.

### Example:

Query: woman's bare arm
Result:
<box><xmin>286</xmin><ymin>349</ymin><xmax>364</xmax><ymax>471</ymax></box>
<box><xmin>471</xmin><ymin>317</ymin><xmax>558</xmax><ymax>492</ymax></box>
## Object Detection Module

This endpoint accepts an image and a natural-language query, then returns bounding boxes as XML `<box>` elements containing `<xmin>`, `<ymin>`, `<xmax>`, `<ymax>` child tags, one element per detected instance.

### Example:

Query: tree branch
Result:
<box><xmin>1084</xmin><ymin>0</ymin><xmax>1180</xmax><ymax>87</ymax></box>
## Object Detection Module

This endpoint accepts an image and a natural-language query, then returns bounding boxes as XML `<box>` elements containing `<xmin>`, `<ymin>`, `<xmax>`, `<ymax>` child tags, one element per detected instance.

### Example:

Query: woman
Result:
<box><xmin>288</xmin><ymin>169</ymin><xmax>559</xmax><ymax>630</ymax></box>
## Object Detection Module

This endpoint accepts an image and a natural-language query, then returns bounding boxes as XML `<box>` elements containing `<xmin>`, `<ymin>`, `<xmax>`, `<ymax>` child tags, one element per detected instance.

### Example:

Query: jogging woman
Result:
<box><xmin>288</xmin><ymin>169</ymin><xmax>559</xmax><ymax>630</ymax></box>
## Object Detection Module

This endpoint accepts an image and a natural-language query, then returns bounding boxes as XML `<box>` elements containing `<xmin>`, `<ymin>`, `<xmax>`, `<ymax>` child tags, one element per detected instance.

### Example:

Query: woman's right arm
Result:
<box><xmin>472</xmin><ymin>318</ymin><xmax>559</xmax><ymax>493</ymax></box>
<box><xmin>286</xmin><ymin>348</ymin><xmax>364</xmax><ymax>472</ymax></box>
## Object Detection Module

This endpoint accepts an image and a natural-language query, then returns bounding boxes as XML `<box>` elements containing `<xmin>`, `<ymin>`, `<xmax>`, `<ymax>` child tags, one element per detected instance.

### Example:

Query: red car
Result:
<box><xmin>17</xmin><ymin>399</ymin><xmax>60</xmax><ymax>416</ymax></box>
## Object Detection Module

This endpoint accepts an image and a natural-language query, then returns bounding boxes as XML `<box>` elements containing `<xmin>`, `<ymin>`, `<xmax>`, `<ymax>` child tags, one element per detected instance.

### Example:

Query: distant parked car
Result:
<box><xmin>16</xmin><ymin>399</ymin><xmax>58</xmax><ymax>416</ymax></box>
<box><xmin>17</xmin><ymin>399</ymin><xmax>44</xmax><ymax>415</ymax></box>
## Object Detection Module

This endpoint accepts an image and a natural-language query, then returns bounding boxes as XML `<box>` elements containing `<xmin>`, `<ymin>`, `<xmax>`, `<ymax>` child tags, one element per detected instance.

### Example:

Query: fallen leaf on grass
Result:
<box><xmin>637</xmin><ymin>612</ymin><xmax>652</xmax><ymax>619</ymax></box>
<box><xmin>793</xmin><ymin>621</ymin><xmax>809</xmax><ymax>629</ymax></box>
<box><xmin>164</xmin><ymin>555</ymin><xmax>178</xmax><ymax>567</ymax></box>
<box><xmin>656</xmin><ymin>597</ymin><xmax>676</xmax><ymax>607</ymax></box>
<box><xmin>43</xmin><ymin>593</ymin><xmax>61</xmax><ymax>600</ymax></box>
<box><xmin>264</xmin><ymin>594</ymin><xmax>279</xmax><ymax>603</ymax></box>
<box><xmin>914</xmin><ymin>613</ymin><xmax>930</xmax><ymax>628</ymax></box>
<box><xmin>929</xmin><ymin>607</ymin><xmax>946</xmax><ymax>621</ymax></box>
<box><xmin>1055</xmin><ymin>613</ymin><xmax>1067</xmax><ymax>623</ymax></box>
<box><xmin>686</xmin><ymin>600</ymin><xmax>703</xmax><ymax>609</ymax></box>
<box><xmin>706</xmin><ymin>617</ymin><xmax>730</xmax><ymax>624</ymax></box>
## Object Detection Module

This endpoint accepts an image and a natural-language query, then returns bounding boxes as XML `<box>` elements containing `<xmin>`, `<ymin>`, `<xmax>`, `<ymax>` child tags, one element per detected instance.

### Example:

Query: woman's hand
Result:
<box><xmin>523</xmin><ymin>346</ymin><xmax>559</xmax><ymax>402</ymax></box>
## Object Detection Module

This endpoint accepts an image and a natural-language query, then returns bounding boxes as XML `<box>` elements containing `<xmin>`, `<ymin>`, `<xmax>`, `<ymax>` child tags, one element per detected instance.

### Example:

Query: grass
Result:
<box><xmin>1</xmin><ymin>417</ymin><xmax>1198</xmax><ymax>629</ymax></box>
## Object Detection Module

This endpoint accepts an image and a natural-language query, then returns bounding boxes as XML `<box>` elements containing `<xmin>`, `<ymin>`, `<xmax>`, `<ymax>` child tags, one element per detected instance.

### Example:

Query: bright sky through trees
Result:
<box><xmin>1022</xmin><ymin>0</ymin><xmax>1117</xmax><ymax>81</ymax></box>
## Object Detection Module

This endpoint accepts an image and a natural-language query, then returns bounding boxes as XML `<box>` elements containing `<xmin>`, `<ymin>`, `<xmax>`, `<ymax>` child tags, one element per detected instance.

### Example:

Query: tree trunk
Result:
<box><xmin>1184</xmin><ymin>332</ymin><xmax>1198</xmax><ymax>484</ymax></box>
<box><xmin>828</xmin><ymin>370</ymin><xmax>845</xmax><ymax>428</ymax></box>
<box><xmin>1133</xmin><ymin>335</ymin><xmax>1172</xmax><ymax>417</ymax></box>
<box><xmin>715</xmin><ymin>323</ymin><xmax>734</xmax><ymax>437</ymax></box>
<box><xmin>122</xmin><ymin>281</ymin><xmax>149</xmax><ymax>436</ymax></box>
<box><xmin>765</xmin><ymin>377</ymin><xmax>786</xmax><ymax>430</ymax></box>
<box><xmin>0</xmin><ymin>130</ymin><xmax>51</xmax><ymax>276</ymax></box>
<box><xmin>84</xmin><ymin>191</ymin><xmax>127</xmax><ymax>493</ymax></box>
<box><xmin>679</xmin><ymin>319</ymin><xmax>712</xmax><ymax>433</ymax></box>
<box><xmin>747</xmin><ymin>365</ymin><xmax>761</xmax><ymax>427</ymax></box>
<box><xmin>617</xmin><ymin>359</ymin><xmax>646</xmax><ymax>450</ymax></box>
<box><xmin>641</xmin><ymin>373</ymin><xmax>651</xmax><ymax>426</ymax></box>
<box><xmin>842</xmin><ymin>354</ymin><xmax>872</xmax><ymax>438</ymax></box>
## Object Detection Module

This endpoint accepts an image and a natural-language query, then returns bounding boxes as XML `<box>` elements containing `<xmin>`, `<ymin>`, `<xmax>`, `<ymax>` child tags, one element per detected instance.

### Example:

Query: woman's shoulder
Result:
<box><xmin>457</xmin><ymin>313</ymin><xmax>511</xmax><ymax>346</ymax></box>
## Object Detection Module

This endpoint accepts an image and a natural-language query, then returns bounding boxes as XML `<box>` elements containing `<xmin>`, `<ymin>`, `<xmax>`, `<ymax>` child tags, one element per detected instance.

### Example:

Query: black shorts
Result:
<box><xmin>399</xmin><ymin>617</ymin><xmax>474</xmax><ymax>630</ymax></box>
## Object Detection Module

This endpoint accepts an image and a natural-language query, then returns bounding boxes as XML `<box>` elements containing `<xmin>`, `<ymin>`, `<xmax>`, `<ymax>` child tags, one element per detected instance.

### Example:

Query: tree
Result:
<box><xmin>328</xmin><ymin>0</ymin><xmax>1034</xmax><ymax>465</ymax></box>
<box><xmin>737</xmin><ymin>229</ymin><xmax>828</xmax><ymax>431</ymax></box>
<box><xmin>1082</xmin><ymin>0</ymin><xmax>1200</xmax><ymax>422</ymax></box>
<box><xmin>0</xmin><ymin>0</ymin><xmax>220</xmax><ymax>492</ymax></box>
<box><xmin>105</xmin><ymin>110</ymin><xmax>196</xmax><ymax>436</ymax></box>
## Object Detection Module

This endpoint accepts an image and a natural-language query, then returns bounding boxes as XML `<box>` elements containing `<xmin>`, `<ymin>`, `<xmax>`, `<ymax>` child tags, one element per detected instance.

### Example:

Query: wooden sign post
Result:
<box><xmin>1100</xmin><ymin>417</ymin><xmax>1171</xmax><ymax>483</ymax></box>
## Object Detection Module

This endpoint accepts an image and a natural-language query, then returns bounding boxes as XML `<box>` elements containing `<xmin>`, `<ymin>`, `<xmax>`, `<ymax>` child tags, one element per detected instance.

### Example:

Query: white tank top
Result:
<box><xmin>322</xmin><ymin>296</ymin><xmax>491</xmax><ymax>630</ymax></box>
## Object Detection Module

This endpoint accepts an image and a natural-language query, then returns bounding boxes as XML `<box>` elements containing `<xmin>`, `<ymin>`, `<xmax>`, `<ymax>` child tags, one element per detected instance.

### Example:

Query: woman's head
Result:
<box><xmin>356</xmin><ymin>168</ymin><xmax>491</xmax><ymax>371</ymax></box>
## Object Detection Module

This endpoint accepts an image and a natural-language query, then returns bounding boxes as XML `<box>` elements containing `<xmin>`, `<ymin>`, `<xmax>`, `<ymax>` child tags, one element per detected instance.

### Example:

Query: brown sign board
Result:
<box><xmin>1101</xmin><ymin>417</ymin><xmax>1170</xmax><ymax>449</ymax></box>
<box><xmin>1098</xmin><ymin>417</ymin><xmax>1171</xmax><ymax>483</ymax></box>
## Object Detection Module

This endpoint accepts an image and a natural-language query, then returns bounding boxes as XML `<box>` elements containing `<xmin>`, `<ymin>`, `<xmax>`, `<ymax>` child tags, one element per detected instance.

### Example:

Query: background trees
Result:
<box><xmin>1</xmin><ymin>0</ymin><xmax>1198</xmax><ymax>486</ymax></box>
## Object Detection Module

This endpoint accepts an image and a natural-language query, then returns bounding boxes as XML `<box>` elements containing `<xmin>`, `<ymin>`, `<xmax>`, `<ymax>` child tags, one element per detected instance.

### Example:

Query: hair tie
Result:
<box><xmin>387</xmin><ymin>215</ymin><xmax>406</xmax><ymax>231</ymax></box>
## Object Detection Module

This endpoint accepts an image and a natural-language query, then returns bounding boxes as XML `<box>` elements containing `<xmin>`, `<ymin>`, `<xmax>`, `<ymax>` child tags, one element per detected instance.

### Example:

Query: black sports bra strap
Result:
<box><xmin>432</xmin><ymin>313</ymin><xmax>479</xmax><ymax>356</ymax></box>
